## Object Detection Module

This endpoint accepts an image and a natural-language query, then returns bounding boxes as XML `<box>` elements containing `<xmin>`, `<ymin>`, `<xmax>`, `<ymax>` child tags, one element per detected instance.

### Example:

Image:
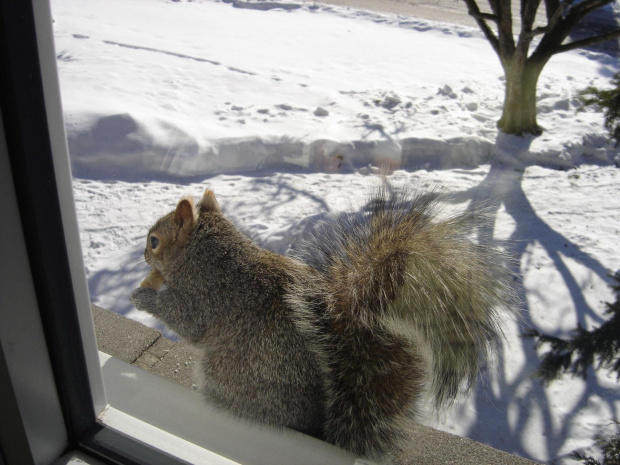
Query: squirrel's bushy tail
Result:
<box><xmin>290</xmin><ymin>185</ymin><xmax>516</xmax><ymax>461</ymax></box>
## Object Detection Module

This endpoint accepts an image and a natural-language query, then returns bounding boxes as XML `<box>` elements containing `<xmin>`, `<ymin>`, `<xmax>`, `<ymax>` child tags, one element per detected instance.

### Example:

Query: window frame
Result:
<box><xmin>0</xmin><ymin>1</ymin><xmax>191</xmax><ymax>463</ymax></box>
<box><xmin>0</xmin><ymin>2</ymin><xmax>357</xmax><ymax>464</ymax></box>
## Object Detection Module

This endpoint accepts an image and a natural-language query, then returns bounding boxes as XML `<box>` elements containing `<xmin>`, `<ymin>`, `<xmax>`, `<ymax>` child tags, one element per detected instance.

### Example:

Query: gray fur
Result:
<box><xmin>130</xmin><ymin>185</ymin><xmax>517</xmax><ymax>463</ymax></box>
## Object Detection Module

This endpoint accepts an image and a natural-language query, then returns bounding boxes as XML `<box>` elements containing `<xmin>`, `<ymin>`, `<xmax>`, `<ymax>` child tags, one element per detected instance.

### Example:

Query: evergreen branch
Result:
<box><xmin>528</xmin><ymin>272</ymin><xmax>620</xmax><ymax>384</ymax></box>
<box><xmin>572</xmin><ymin>423</ymin><xmax>620</xmax><ymax>465</ymax></box>
<box><xmin>579</xmin><ymin>75</ymin><xmax>620</xmax><ymax>143</ymax></box>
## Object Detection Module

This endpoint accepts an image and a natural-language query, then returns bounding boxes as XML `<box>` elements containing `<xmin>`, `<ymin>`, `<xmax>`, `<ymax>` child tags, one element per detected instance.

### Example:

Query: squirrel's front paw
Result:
<box><xmin>140</xmin><ymin>269</ymin><xmax>164</xmax><ymax>289</ymax></box>
<box><xmin>130</xmin><ymin>287</ymin><xmax>157</xmax><ymax>314</ymax></box>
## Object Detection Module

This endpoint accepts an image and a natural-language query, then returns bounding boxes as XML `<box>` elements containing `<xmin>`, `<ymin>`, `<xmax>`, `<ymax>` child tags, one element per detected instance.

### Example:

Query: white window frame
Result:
<box><xmin>0</xmin><ymin>2</ymin><xmax>359</xmax><ymax>464</ymax></box>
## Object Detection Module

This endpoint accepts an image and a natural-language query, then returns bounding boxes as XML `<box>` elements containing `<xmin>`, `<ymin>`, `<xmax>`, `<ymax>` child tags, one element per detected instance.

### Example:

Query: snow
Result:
<box><xmin>51</xmin><ymin>0</ymin><xmax>620</xmax><ymax>463</ymax></box>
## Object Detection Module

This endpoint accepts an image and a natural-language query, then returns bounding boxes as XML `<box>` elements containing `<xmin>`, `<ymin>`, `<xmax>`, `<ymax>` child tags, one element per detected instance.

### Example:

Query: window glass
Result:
<box><xmin>49</xmin><ymin>1</ymin><xmax>620</xmax><ymax>464</ymax></box>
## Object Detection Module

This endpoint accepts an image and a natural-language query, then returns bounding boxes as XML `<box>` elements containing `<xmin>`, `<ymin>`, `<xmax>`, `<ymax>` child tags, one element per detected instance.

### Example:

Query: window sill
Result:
<box><xmin>92</xmin><ymin>304</ymin><xmax>537</xmax><ymax>465</ymax></box>
<box><xmin>98</xmin><ymin>351</ymin><xmax>360</xmax><ymax>465</ymax></box>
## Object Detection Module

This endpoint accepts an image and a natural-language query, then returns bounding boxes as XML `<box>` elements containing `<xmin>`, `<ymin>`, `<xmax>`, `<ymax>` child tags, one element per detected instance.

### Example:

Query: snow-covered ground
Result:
<box><xmin>51</xmin><ymin>0</ymin><xmax>620</xmax><ymax>463</ymax></box>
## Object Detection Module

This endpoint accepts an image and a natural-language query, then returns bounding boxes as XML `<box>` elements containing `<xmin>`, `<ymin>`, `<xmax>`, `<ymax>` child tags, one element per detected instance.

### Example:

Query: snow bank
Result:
<box><xmin>67</xmin><ymin>112</ymin><xmax>619</xmax><ymax>182</ymax></box>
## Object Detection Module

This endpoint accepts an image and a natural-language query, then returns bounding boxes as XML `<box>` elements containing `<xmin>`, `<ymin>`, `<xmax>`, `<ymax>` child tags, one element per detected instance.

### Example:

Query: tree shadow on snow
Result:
<box><xmin>235</xmin><ymin>172</ymin><xmax>333</xmax><ymax>217</ymax></box>
<box><xmin>443</xmin><ymin>133</ymin><xmax>617</xmax><ymax>462</ymax></box>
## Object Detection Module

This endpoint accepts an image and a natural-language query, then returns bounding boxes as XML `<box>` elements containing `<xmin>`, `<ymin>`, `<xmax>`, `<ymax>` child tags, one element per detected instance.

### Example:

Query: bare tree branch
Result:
<box><xmin>523</xmin><ymin>0</ymin><xmax>573</xmax><ymax>38</ymax></box>
<box><xmin>567</xmin><ymin>0</ymin><xmax>614</xmax><ymax>24</ymax></box>
<box><xmin>546</xmin><ymin>0</ymin><xmax>573</xmax><ymax>28</ymax></box>
<box><xmin>551</xmin><ymin>27</ymin><xmax>620</xmax><ymax>54</ymax></box>
<box><xmin>496</xmin><ymin>0</ymin><xmax>516</xmax><ymax>55</ymax></box>
<box><xmin>463</xmin><ymin>0</ymin><xmax>501</xmax><ymax>54</ymax></box>
<box><xmin>531</xmin><ymin>0</ymin><xmax>610</xmax><ymax>61</ymax></box>
<box><xmin>469</xmin><ymin>11</ymin><xmax>499</xmax><ymax>21</ymax></box>
<box><xmin>544</xmin><ymin>0</ymin><xmax>561</xmax><ymax>22</ymax></box>
<box><xmin>521</xmin><ymin>0</ymin><xmax>542</xmax><ymax>32</ymax></box>
<box><xmin>526</xmin><ymin>26</ymin><xmax>548</xmax><ymax>36</ymax></box>
<box><xmin>488</xmin><ymin>0</ymin><xmax>502</xmax><ymax>16</ymax></box>
<box><xmin>463</xmin><ymin>0</ymin><xmax>620</xmax><ymax>134</ymax></box>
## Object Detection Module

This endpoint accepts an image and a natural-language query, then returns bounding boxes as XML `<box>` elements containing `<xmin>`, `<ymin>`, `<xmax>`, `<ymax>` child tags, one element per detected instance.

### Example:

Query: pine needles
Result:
<box><xmin>579</xmin><ymin>74</ymin><xmax>620</xmax><ymax>146</ymax></box>
<box><xmin>528</xmin><ymin>272</ymin><xmax>620</xmax><ymax>464</ymax></box>
<box><xmin>528</xmin><ymin>271</ymin><xmax>620</xmax><ymax>384</ymax></box>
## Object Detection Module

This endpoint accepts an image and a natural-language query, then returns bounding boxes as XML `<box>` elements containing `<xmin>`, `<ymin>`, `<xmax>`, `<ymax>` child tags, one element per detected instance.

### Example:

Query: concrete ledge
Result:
<box><xmin>92</xmin><ymin>304</ymin><xmax>198</xmax><ymax>389</ymax></box>
<box><xmin>91</xmin><ymin>304</ymin><xmax>538</xmax><ymax>464</ymax></box>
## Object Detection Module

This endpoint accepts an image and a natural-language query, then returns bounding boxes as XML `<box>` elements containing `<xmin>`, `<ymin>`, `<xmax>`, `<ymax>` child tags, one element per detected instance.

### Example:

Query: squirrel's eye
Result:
<box><xmin>150</xmin><ymin>236</ymin><xmax>160</xmax><ymax>249</ymax></box>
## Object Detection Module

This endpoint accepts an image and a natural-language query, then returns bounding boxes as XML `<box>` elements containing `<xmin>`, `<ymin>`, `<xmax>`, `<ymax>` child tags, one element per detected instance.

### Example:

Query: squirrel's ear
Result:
<box><xmin>200</xmin><ymin>189</ymin><xmax>221</xmax><ymax>213</ymax></box>
<box><xmin>174</xmin><ymin>198</ymin><xmax>196</xmax><ymax>228</ymax></box>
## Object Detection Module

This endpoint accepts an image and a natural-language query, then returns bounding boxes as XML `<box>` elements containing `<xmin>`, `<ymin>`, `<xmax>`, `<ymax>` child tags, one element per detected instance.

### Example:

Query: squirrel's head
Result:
<box><xmin>144</xmin><ymin>189</ymin><xmax>221</xmax><ymax>276</ymax></box>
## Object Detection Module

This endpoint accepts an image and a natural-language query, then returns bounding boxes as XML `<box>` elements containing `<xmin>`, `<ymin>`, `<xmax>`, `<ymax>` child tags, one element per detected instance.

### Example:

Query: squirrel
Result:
<box><xmin>129</xmin><ymin>185</ymin><xmax>516</xmax><ymax>464</ymax></box>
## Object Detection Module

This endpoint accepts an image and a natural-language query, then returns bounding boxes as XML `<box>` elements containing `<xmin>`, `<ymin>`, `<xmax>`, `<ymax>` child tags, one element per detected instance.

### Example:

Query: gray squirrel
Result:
<box><xmin>129</xmin><ymin>185</ymin><xmax>516</xmax><ymax>464</ymax></box>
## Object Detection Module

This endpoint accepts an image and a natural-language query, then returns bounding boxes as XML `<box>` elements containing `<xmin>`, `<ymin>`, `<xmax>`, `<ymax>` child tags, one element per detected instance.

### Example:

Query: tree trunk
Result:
<box><xmin>497</xmin><ymin>57</ymin><xmax>547</xmax><ymax>135</ymax></box>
